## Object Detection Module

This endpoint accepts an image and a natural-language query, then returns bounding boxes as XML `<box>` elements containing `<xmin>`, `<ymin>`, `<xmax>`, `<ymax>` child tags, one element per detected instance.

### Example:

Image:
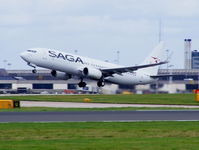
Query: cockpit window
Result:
<box><xmin>27</xmin><ymin>50</ymin><xmax>37</xmax><ymax>53</ymax></box>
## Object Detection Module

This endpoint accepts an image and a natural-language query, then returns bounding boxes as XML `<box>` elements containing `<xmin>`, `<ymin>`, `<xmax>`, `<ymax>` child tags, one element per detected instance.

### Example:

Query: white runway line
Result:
<box><xmin>21</xmin><ymin>101</ymin><xmax>199</xmax><ymax>108</ymax></box>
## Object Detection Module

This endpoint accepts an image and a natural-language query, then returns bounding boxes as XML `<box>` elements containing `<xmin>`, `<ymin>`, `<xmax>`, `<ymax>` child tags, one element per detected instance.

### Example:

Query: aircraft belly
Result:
<box><xmin>106</xmin><ymin>74</ymin><xmax>136</xmax><ymax>85</ymax></box>
<box><xmin>35</xmin><ymin>57</ymin><xmax>79</xmax><ymax>75</ymax></box>
<box><xmin>106</xmin><ymin>74</ymin><xmax>155</xmax><ymax>85</ymax></box>
<box><xmin>53</xmin><ymin>61</ymin><xmax>82</xmax><ymax>75</ymax></box>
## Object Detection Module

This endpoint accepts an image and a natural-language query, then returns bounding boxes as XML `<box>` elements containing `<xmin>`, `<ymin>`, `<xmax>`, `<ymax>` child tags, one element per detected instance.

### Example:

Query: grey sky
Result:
<box><xmin>0</xmin><ymin>0</ymin><xmax>199</xmax><ymax>69</ymax></box>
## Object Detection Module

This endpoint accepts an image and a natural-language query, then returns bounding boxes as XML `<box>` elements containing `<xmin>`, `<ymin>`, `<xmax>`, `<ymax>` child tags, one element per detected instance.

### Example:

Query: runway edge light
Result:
<box><xmin>83</xmin><ymin>98</ymin><xmax>92</xmax><ymax>102</ymax></box>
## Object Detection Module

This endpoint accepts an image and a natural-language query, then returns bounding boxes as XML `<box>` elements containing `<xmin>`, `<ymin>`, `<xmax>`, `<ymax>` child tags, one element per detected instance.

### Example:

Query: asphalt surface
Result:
<box><xmin>0</xmin><ymin>111</ymin><xmax>199</xmax><ymax>122</ymax></box>
<box><xmin>21</xmin><ymin>101</ymin><xmax>199</xmax><ymax>108</ymax></box>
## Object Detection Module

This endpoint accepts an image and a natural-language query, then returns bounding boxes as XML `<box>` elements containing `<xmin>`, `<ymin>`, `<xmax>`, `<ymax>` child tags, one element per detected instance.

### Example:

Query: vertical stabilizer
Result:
<box><xmin>140</xmin><ymin>41</ymin><xmax>165</xmax><ymax>75</ymax></box>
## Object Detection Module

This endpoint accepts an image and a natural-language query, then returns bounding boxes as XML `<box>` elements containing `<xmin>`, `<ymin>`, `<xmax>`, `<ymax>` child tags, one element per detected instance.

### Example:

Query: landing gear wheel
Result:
<box><xmin>97</xmin><ymin>81</ymin><xmax>105</xmax><ymax>87</ymax></box>
<box><xmin>32</xmin><ymin>69</ymin><xmax>37</xmax><ymax>74</ymax></box>
<box><xmin>78</xmin><ymin>81</ymin><xmax>87</xmax><ymax>88</ymax></box>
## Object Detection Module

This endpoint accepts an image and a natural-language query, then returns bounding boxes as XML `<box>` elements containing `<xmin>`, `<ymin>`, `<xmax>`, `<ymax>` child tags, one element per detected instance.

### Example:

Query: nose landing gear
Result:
<box><xmin>32</xmin><ymin>69</ymin><xmax>37</xmax><ymax>74</ymax></box>
<box><xmin>27</xmin><ymin>62</ymin><xmax>37</xmax><ymax>74</ymax></box>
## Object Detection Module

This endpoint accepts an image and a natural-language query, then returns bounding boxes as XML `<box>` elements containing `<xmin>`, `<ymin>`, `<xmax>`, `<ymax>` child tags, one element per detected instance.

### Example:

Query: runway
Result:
<box><xmin>0</xmin><ymin>111</ymin><xmax>199</xmax><ymax>122</ymax></box>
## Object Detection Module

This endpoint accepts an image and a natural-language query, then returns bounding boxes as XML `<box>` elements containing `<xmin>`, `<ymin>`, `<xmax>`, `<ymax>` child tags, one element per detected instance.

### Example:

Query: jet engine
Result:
<box><xmin>82</xmin><ymin>67</ymin><xmax>102</xmax><ymax>79</ymax></box>
<box><xmin>51</xmin><ymin>70</ymin><xmax>72</xmax><ymax>80</ymax></box>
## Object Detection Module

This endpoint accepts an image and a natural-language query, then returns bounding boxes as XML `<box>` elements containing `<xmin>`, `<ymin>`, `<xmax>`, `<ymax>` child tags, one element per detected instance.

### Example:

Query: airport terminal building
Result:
<box><xmin>0</xmin><ymin>68</ymin><xmax>198</xmax><ymax>94</ymax></box>
<box><xmin>0</xmin><ymin>69</ymin><xmax>118</xmax><ymax>94</ymax></box>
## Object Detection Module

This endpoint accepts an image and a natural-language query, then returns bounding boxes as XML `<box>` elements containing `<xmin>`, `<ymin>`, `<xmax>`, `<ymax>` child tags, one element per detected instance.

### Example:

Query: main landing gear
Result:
<box><xmin>78</xmin><ymin>78</ymin><xmax>87</xmax><ymax>88</ymax></box>
<box><xmin>97</xmin><ymin>80</ymin><xmax>105</xmax><ymax>87</ymax></box>
<box><xmin>78</xmin><ymin>77</ymin><xmax>105</xmax><ymax>88</ymax></box>
<box><xmin>97</xmin><ymin>77</ymin><xmax>105</xmax><ymax>87</ymax></box>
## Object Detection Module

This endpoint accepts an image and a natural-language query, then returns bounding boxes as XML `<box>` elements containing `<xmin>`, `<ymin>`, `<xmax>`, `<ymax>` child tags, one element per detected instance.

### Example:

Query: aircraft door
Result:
<box><xmin>41</xmin><ymin>50</ymin><xmax>47</xmax><ymax>61</ymax></box>
<box><xmin>48</xmin><ymin>50</ymin><xmax>56</xmax><ymax>68</ymax></box>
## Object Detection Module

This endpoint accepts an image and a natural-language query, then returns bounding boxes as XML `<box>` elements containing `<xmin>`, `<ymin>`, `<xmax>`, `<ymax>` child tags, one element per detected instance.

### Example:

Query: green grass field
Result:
<box><xmin>0</xmin><ymin>93</ymin><xmax>196</xmax><ymax>105</ymax></box>
<box><xmin>0</xmin><ymin>121</ymin><xmax>199</xmax><ymax>150</ymax></box>
<box><xmin>0</xmin><ymin>94</ymin><xmax>198</xmax><ymax>149</ymax></box>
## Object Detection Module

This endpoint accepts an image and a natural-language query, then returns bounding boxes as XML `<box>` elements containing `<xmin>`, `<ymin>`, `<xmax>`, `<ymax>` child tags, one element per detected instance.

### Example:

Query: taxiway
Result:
<box><xmin>0</xmin><ymin>111</ymin><xmax>199</xmax><ymax>122</ymax></box>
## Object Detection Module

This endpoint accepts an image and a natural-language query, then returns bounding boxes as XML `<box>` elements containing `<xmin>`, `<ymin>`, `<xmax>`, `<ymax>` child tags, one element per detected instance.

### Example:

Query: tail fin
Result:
<box><xmin>140</xmin><ymin>41</ymin><xmax>165</xmax><ymax>75</ymax></box>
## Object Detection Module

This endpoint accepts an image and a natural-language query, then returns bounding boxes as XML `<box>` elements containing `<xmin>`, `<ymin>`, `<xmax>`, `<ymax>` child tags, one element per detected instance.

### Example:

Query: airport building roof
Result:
<box><xmin>158</xmin><ymin>69</ymin><xmax>199</xmax><ymax>75</ymax></box>
<box><xmin>7</xmin><ymin>69</ymin><xmax>199</xmax><ymax>76</ymax></box>
<box><xmin>0</xmin><ymin>68</ymin><xmax>198</xmax><ymax>82</ymax></box>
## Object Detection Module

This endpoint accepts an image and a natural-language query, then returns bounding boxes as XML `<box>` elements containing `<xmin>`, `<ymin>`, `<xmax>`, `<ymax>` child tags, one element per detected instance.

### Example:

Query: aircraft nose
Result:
<box><xmin>20</xmin><ymin>51</ymin><xmax>28</xmax><ymax>61</ymax></box>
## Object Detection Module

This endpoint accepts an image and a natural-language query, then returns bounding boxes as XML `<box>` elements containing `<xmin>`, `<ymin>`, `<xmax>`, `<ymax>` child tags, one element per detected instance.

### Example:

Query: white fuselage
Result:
<box><xmin>20</xmin><ymin>48</ymin><xmax>156</xmax><ymax>85</ymax></box>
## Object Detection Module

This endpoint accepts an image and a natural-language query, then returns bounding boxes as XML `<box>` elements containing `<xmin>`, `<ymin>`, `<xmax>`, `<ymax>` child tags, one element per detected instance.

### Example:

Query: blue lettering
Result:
<box><xmin>49</xmin><ymin>51</ymin><xmax>57</xmax><ymax>57</ymax></box>
<box><xmin>65</xmin><ymin>55</ymin><xmax>75</xmax><ymax>62</ymax></box>
<box><xmin>76</xmin><ymin>57</ymin><xmax>84</xmax><ymax>64</ymax></box>
<box><xmin>48</xmin><ymin>51</ymin><xmax>83</xmax><ymax>64</ymax></box>
<box><xmin>57</xmin><ymin>53</ymin><xmax>65</xmax><ymax>60</ymax></box>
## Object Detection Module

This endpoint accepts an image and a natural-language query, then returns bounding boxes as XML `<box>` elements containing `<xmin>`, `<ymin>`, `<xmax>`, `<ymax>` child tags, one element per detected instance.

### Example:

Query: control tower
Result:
<box><xmin>184</xmin><ymin>39</ymin><xmax>192</xmax><ymax>69</ymax></box>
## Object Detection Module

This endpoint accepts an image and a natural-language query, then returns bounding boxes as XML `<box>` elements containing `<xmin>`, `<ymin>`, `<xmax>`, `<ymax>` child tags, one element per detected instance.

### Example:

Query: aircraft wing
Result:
<box><xmin>101</xmin><ymin>61</ymin><xmax>167</xmax><ymax>76</ymax></box>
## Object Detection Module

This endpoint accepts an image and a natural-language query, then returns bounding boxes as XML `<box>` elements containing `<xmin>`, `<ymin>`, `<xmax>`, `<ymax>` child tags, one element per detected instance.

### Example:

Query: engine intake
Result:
<box><xmin>83</xmin><ymin>67</ymin><xmax>102</xmax><ymax>79</ymax></box>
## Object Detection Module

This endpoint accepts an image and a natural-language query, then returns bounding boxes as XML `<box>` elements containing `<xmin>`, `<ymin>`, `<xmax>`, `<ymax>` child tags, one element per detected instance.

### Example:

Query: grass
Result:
<box><xmin>0</xmin><ymin>93</ymin><xmax>196</xmax><ymax>105</ymax></box>
<box><xmin>0</xmin><ymin>121</ymin><xmax>199</xmax><ymax>150</ymax></box>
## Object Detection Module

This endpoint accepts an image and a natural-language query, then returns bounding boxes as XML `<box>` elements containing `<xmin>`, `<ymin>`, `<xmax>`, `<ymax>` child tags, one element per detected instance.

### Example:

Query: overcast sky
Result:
<box><xmin>0</xmin><ymin>0</ymin><xmax>199</xmax><ymax>69</ymax></box>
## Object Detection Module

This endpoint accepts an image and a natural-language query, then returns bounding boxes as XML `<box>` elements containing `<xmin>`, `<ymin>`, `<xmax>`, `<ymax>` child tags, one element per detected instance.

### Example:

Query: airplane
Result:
<box><xmin>20</xmin><ymin>42</ymin><xmax>167</xmax><ymax>88</ymax></box>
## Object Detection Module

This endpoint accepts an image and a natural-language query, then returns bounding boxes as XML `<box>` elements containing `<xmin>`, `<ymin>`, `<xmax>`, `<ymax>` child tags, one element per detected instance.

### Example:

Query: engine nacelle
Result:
<box><xmin>51</xmin><ymin>70</ymin><xmax>72</xmax><ymax>80</ymax></box>
<box><xmin>83</xmin><ymin>67</ymin><xmax>102</xmax><ymax>79</ymax></box>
